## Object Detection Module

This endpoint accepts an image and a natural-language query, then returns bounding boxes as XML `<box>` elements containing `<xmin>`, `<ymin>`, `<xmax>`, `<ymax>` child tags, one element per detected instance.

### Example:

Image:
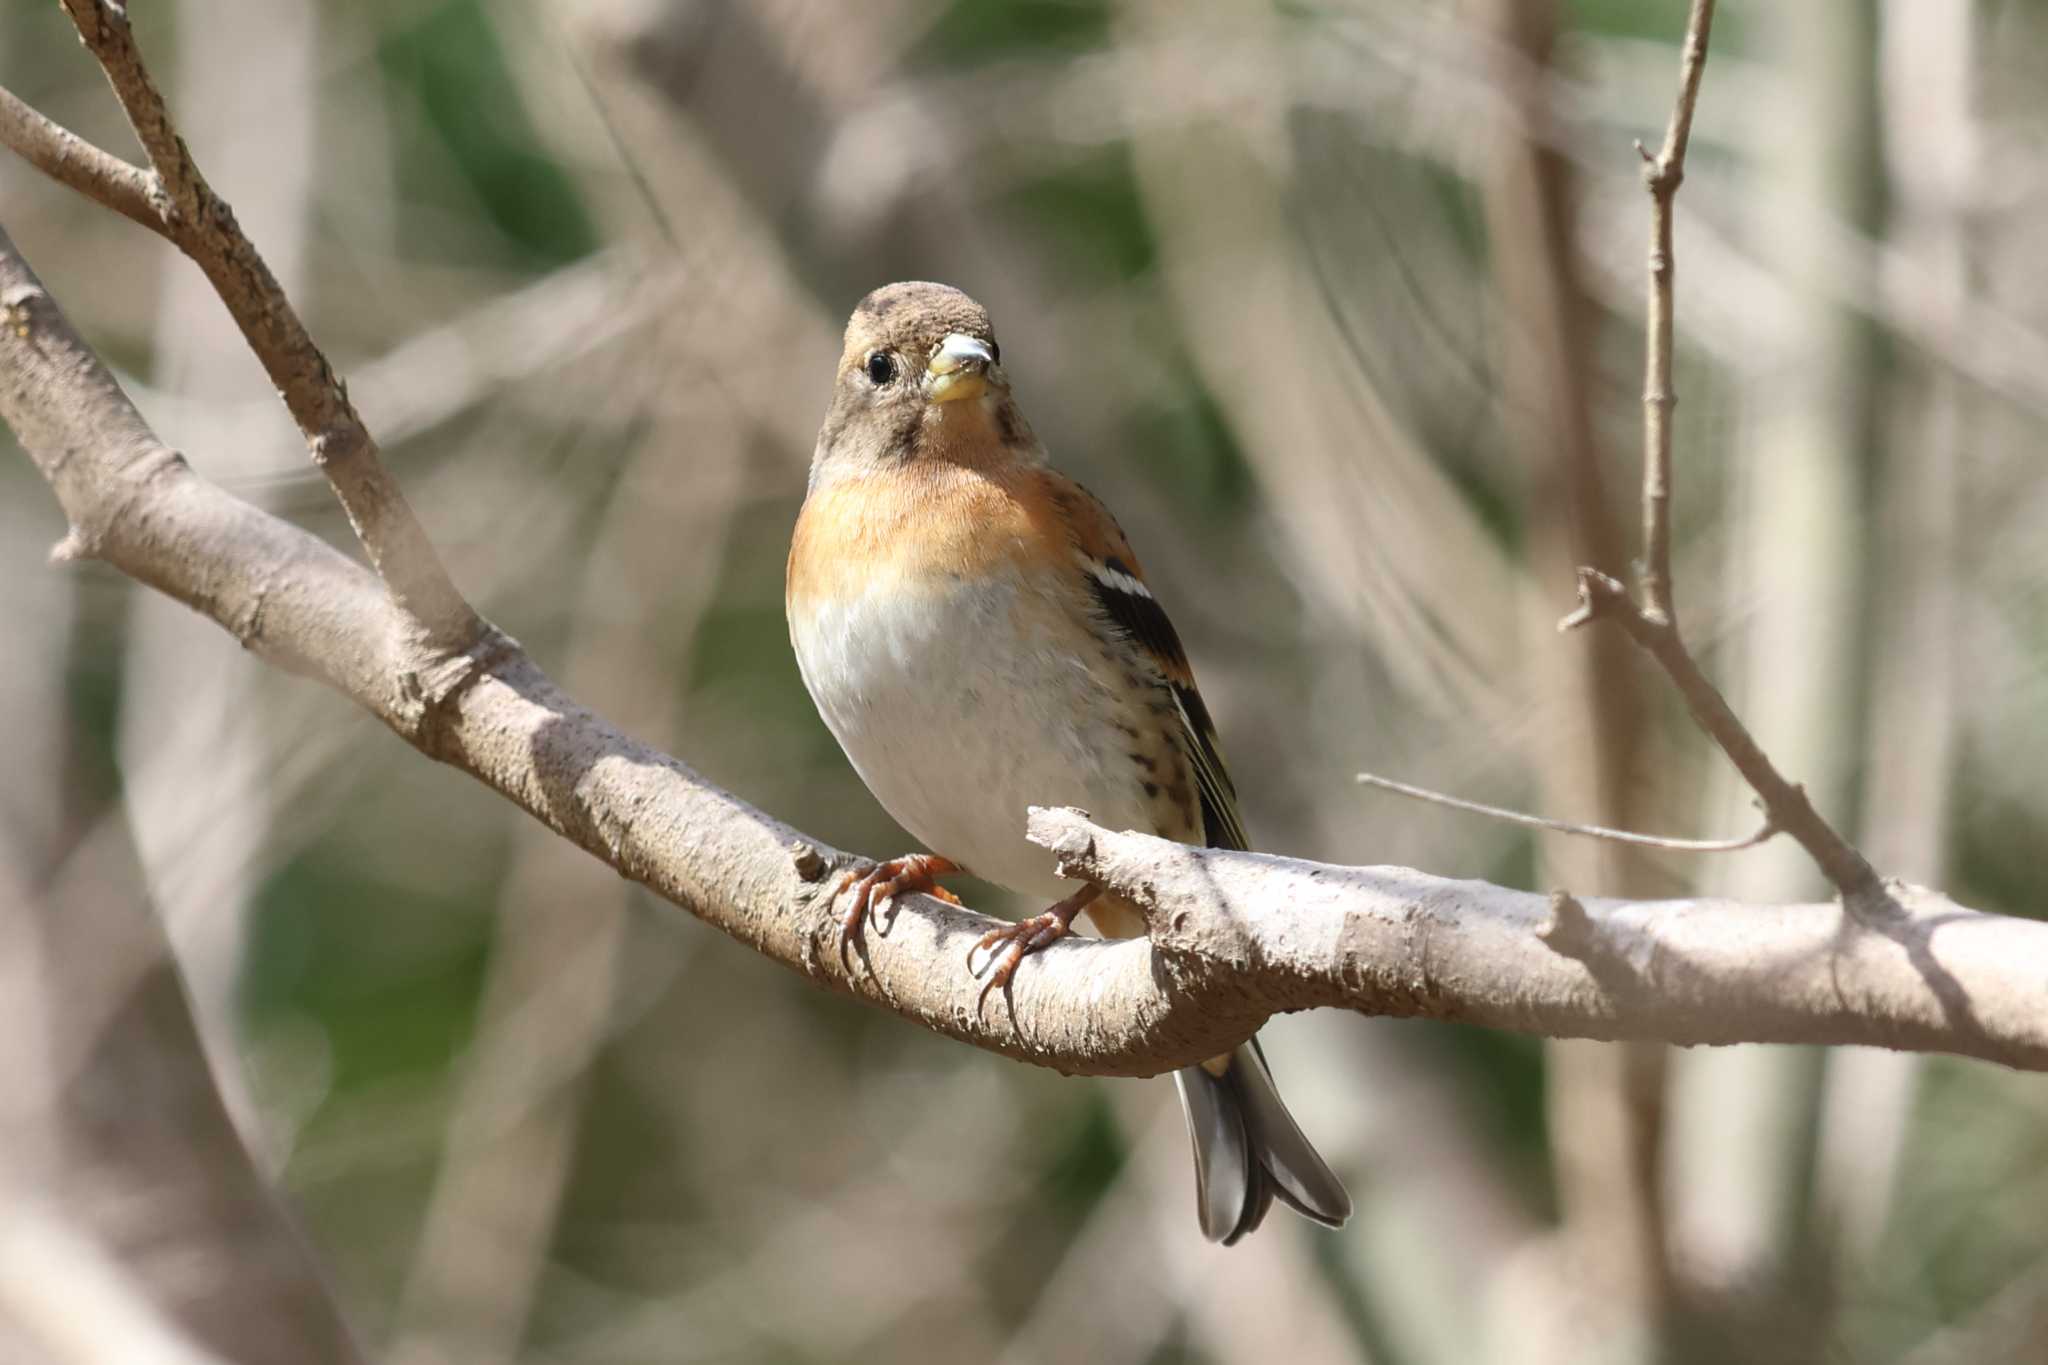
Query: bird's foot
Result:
<box><xmin>971</xmin><ymin>884</ymin><xmax>1102</xmax><ymax>1001</ymax></box>
<box><xmin>834</xmin><ymin>854</ymin><xmax>961</xmax><ymax>952</ymax></box>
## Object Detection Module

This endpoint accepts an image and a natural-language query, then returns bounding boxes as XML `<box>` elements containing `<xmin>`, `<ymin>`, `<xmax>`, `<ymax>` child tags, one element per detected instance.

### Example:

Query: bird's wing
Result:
<box><xmin>1039</xmin><ymin>470</ymin><xmax>1250</xmax><ymax>852</ymax></box>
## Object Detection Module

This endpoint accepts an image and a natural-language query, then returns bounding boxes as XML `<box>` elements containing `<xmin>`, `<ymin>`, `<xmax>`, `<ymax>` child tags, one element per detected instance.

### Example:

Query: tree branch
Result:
<box><xmin>2</xmin><ymin>0</ymin><xmax>2040</xmax><ymax>1094</ymax></box>
<box><xmin>1635</xmin><ymin>0</ymin><xmax>1715</xmax><ymax>626</ymax></box>
<box><xmin>1026</xmin><ymin>808</ymin><xmax>2048</xmax><ymax>1072</ymax></box>
<box><xmin>0</xmin><ymin>221</ymin><xmax>1223</xmax><ymax>1078</ymax></box>
<box><xmin>6</xmin><ymin>224</ymin><xmax>2047</xmax><ymax>1077</ymax></box>
<box><xmin>1561</xmin><ymin>0</ymin><xmax>1887</xmax><ymax>907</ymax></box>
<box><xmin>1564</xmin><ymin>570</ymin><xmax>1882</xmax><ymax>899</ymax></box>
<box><xmin>1356</xmin><ymin>771</ymin><xmax>1775</xmax><ymax>853</ymax></box>
<box><xmin>0</xmin><ymin>85</ymin><xmax>161</xmax><ymax>234</ymax></box>
<box><xmin>42</xmin><ymin>0</ymin><xmax>476</xmax><ymax>645</ymax></box>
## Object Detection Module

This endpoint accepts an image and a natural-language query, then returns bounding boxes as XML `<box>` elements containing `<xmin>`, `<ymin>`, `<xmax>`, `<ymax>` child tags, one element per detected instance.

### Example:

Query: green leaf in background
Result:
<box><xmin>912</xmin><ymin>0</ymin><xmax>1112</xmax><ymax>67</ymax></box>
<box><xmin>377</xmin><ymin>0</ymin><xmax>596</xmax><ymax>266</ymax></box>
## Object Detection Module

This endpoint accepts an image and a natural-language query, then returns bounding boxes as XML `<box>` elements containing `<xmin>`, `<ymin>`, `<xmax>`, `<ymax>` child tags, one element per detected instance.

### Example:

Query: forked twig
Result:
<box><xmin>1559</xmin><ymin>0</ymin><xmax>1885</xmax><ymax>908</ymax></box>
<box><xmin>1</xmin><ymin>1</ymin><xmax>478</xmax><ymax>646</ymax></box>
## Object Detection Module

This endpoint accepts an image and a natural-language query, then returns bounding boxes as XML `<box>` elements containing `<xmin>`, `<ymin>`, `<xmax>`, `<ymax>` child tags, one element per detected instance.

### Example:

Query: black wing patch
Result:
<box><xmin>1080</xmin><ymin>557</ymin><xmax>1249</xmax><ymax>852</ymax></box>
<box><xmin>1086</xmin><ymin>556</ymin><xmax>1191</xmax><ymax>676</ymax></box>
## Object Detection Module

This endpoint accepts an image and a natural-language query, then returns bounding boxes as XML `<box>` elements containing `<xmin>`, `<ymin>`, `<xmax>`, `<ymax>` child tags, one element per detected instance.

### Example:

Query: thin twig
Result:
<box><xmin>1559</xmin><ymin>0</ymin><xmax>1887</xmax><ymax>908</ymax></box>
<box><xmin>1636</xmin><ymin>0</ymin><xmax>1715</xmax><ymax>625</ymax></box>
<box><xmin>1356</xmin><ymin>772</ymin><xmax>1775</xmax><ymax>853</ymax></box>
<box><xmin>45</xmin><ymin>0</ymin><xmax>478</xmax><ymax>646</ymax></box>
<box><xmin>0</xmin><ymin>86</ymin><xmax>162</xmax><ymax>235</ymax></box>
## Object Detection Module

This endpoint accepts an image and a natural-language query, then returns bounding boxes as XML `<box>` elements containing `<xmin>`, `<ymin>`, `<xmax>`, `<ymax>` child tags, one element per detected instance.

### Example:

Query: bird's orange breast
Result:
<box><xmin>787</xmin><ymin>463</ymin><xmax>1070</xmax><ymax>611</ymax></box>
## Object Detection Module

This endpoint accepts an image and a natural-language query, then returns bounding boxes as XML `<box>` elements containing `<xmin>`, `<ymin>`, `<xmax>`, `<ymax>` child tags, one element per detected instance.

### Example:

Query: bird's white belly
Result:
<box><xmin>792</xmin><ymin>571</ymin><xmax>1152</xmax><ymax>902</ymax></box>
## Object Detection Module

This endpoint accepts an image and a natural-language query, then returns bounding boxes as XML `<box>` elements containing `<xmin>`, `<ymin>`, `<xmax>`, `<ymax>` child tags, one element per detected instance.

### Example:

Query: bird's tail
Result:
<box><xmin>1172</xmin><ymin>1038</ymin><xmax>1351</xmax><ymax>1245</ymax></box>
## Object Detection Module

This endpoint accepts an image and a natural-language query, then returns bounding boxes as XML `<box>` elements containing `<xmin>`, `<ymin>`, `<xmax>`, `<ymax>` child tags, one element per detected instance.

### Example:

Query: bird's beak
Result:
<box><xmin>924</xmin><ymin>333</ymin><xmax>994</xmax><ymax>404</ymax></box>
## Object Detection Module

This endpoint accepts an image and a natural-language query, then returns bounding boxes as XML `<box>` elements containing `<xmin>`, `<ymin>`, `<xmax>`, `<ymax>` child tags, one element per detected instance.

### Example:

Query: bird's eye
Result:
<box><xmin>988</xmin><ymin>340</ymin><xmax>1000</xmax><ymax>365</ymax></box>
<box><xmin>865</xmin><ymin>351</ymin><xmax>898</xmax><ymax>385</ymax></box>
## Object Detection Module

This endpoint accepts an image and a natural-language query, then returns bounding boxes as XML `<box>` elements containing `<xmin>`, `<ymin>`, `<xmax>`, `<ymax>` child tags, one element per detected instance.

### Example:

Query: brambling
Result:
<box><xmin>786</xmin><ymin>281</ymin><xmax>1350</xmax><ymax>1244</ymax></box>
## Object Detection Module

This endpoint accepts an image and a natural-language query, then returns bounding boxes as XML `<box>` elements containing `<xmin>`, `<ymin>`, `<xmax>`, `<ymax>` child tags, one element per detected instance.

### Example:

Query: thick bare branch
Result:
<box><xmin>45</xmin><ymin>0</ymin><xmax>476</xmax><ymax>644</ymax></box>
<box><xmin>1027</xmin><ymin>809</ymin><xmax>2048</xmax><ymax>1073</ymax></box>
<box><xmin>6</xmin><ymin>226</ymin><xmax>2047</xmax><ymax>1078</ymax></box>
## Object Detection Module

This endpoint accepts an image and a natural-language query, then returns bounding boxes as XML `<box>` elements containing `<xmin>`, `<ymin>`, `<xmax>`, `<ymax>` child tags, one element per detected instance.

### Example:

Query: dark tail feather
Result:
<box><xmin>1171</xmin><ymin>1038</ymin><xmax>1351</xmax><ymax>1245</ymax></box>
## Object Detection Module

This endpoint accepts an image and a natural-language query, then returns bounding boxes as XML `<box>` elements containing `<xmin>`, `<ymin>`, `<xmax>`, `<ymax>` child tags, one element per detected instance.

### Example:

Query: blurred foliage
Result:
<box><xmin>912</xmin><ymin>0</ymin><xmax>1113</xmax><ymax>66</ymax></box>
<box><xmin>377</xmin><ymin>0</ymin><xmax>600</xmax><ymax>267</ymax></box>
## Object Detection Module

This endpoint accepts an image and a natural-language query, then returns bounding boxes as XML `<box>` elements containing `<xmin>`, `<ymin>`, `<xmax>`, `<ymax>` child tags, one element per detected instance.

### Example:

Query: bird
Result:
<box><xmin>786</xmin><ymin>280</ymin><xmax>1350</xmax><ymax>1244</ymax></box>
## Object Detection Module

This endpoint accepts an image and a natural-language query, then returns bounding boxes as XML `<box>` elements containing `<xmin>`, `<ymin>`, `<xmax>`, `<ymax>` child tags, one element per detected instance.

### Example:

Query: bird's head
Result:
<box><xmin>813</xmin><ymin>281</ymin><xmax>1034</xmax><ymax>479</ymax></box>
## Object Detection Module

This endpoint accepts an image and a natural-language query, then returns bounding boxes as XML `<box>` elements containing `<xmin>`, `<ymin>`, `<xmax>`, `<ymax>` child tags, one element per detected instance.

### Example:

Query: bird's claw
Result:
<box><xmin>971</xmin><ymin>910</ymin><xmax>1073</xmax><ymax>997</ymax></box>
<box><xmin>969</xmin><ymin>884</ymin><xmax>1103</xmax><ymax>1010</ymax></box>
<box><xmin>832</xmin><ymin>854</ymin><xmax>961</xmax><ymax>956</ymax></box>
